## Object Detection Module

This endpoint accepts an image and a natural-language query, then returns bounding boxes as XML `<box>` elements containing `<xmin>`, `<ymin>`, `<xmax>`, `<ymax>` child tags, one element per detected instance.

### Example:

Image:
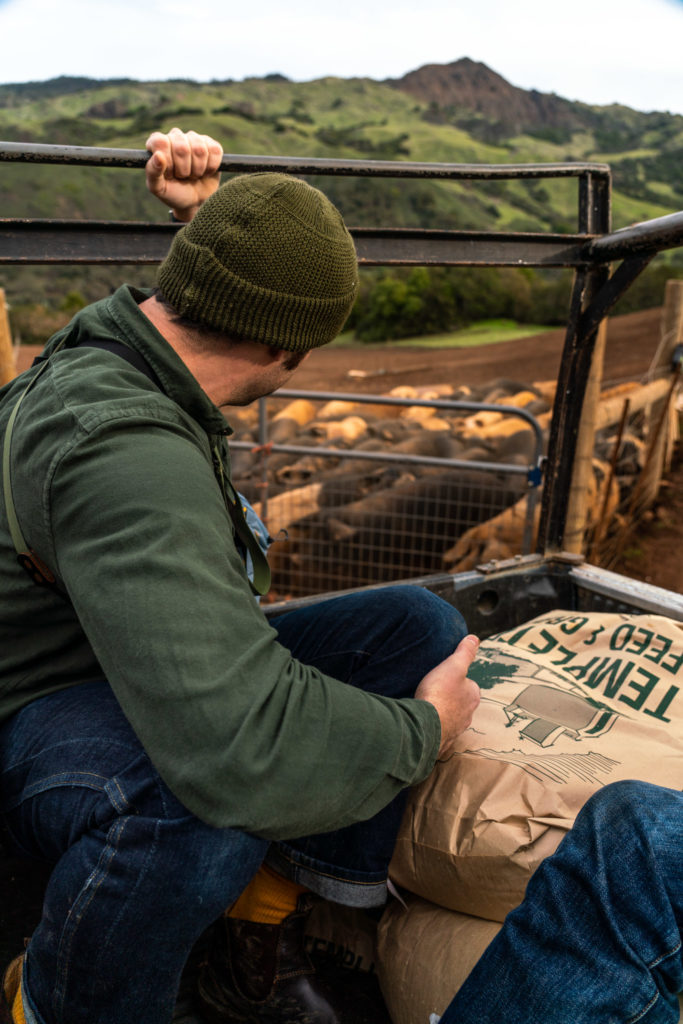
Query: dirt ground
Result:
<box><xmin>611</xmin><ymin>446</ymin><xmax>683</xmax><ymax>593</ymax></box>
<box><xmin>14</xmin><ymin>306</ymin><xmax>682</xmax><ymax>595</ymax></box>
<box><xmin>286</xmin><ymin>308</ymin><xmax>665</xmax><ymax>394</ymax></box>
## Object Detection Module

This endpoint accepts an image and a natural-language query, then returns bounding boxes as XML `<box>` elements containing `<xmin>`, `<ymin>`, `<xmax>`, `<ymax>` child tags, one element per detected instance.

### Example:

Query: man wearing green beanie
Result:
<box><xmin>0</xmin><ymin>128</ymin><xmax>479</xmax><ymax>1024</ymax></box>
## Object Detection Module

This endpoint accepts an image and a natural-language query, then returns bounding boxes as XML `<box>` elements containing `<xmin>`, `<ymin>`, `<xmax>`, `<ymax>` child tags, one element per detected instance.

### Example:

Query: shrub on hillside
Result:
<box><xmin>350</xmin><ymin>266</ymin><xmax>572</xmax><ymax>342</ymax></box>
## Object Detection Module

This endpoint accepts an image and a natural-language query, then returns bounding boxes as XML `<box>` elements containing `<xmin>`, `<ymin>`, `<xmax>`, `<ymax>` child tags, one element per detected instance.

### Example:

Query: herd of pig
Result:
<box><xmin>226</xmin><ymin>378</ymin><xmax>644</xmax><ymax>601</ymax></box>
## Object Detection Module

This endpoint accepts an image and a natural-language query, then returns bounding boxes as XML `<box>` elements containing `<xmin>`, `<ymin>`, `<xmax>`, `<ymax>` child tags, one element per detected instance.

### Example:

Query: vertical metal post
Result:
<box><xmin>537</xmin><ymin>172</ymin><xmax>612</xmax><ymax>554</ymax></box>
<box><xmin>578</xmin><ymin>173</ymin><xmax>593</xmax><ymax>234</ymax></box>
<box><xmin>578</xmin><ymin>171</ymin><xmax>611</xmax><ymax>235</ymax></box>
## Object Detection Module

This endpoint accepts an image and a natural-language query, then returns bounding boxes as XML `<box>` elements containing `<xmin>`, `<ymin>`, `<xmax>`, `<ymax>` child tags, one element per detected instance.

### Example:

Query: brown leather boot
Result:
<box><xmin>195</xmin><ymin>896</ymin><xmax>341</xmax><ymax>1024</ymax></box>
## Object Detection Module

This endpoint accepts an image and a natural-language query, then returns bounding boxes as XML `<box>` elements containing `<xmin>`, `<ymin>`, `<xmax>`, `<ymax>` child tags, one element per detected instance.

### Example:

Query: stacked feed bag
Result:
<box><xmin>378</xmin><ymin>610</ymin><xmax>683</xmax><ymax>1023</ymax></box>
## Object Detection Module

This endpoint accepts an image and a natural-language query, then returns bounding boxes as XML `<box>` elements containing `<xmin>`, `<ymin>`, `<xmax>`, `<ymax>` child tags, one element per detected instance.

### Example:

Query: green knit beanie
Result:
<box><xmin>157</xmin><ymin>172</ymin><xmax>359</xmax><ymax>352</ymax></box>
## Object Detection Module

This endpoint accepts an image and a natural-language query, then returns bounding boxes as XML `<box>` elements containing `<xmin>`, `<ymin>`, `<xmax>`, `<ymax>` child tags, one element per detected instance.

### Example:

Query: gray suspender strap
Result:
<box><xmin>2</xmin><ymin>339</ymin><xmax>271</xmax><ymax>596</ymax></box>
<box><xmin>209</xmin><ymin>439</ymin><xmax>271</xmax><ymax>596</ymax></box>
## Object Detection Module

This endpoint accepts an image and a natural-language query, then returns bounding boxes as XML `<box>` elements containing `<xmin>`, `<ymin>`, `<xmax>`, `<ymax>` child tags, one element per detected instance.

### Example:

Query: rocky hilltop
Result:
<box><xmin>387</xmin><ymin>57</ymin><xmax>683</xmax><ymax>148</ymax></box>
<box><xmin>389</xmin><ymin>58</ymin><xmax>580</xmax><ymax>134</ymax></box>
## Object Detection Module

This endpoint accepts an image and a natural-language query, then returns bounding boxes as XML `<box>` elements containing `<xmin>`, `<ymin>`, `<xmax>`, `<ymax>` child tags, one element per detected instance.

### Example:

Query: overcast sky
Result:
<box><xmin>1</xmin><ymin>0</ymin><xmax>682</xmax><ymax>115</ymax></box>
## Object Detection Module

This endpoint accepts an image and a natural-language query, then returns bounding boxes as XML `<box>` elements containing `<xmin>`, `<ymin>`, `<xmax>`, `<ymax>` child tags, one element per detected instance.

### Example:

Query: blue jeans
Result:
<box><xmin>440</xmin><ymin>781</ymin><xmax>683</xmax><ymax>1024</ymax></box>
<box><xmin>0</xmin><ymin>585</ymin><xmax>466</xmax><ymax>1024</ymax></box>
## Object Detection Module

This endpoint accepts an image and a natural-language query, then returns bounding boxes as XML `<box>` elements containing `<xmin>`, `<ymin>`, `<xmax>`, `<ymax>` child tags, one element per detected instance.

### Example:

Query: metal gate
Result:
<box><xmin>230</xmin><ymin>388</ymin><xmax>544</xmax><ymax>599</ymax></box>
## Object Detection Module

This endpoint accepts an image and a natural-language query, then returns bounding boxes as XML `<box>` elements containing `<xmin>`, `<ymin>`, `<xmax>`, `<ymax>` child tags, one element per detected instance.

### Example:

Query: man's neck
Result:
<box><xmin>137</xmin><ymin>296</ymin><xmax>291</xmax><ymax>408</ymax></box>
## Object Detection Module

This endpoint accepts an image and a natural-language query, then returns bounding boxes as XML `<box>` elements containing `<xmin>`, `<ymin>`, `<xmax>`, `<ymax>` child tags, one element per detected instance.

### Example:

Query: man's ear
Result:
<box><xmin>252</xmin><ymin>343</ymin><xmax>287</xmax><ymax>365</ymax></box>
<box><xmin>274</xmin><ymin>348</ymin><xmax>310</xmax><ymax>370</ymax></box>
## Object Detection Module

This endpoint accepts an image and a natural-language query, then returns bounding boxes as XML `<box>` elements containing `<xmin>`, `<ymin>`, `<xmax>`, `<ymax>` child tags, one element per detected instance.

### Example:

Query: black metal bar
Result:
<box><xmin>577</xmin><ymin>255</ymin><xmax>654</xmax><ymax>340</ymax></box>
<box><xmin>595</xmin><ymin>174</ymin><xmax>612</xmax><ymax>235</ymax></box>
<box><xmin>585</xmin><ymin>211</ymin><xmax>683</xmax><ymax>262</ymax></box>
<box><xmin>354</xmin><ymin>227</ymin><xmax>590</xmax><ymax>267</ymax></box>
<box><xmin>578</xmin><ymin>174</ymin><xmax>592</xmax><ymax>235</ymax></box>
<box><xmin>538</xmin><ymin>261</ymin><xmax>611</xmax><ymax>554</ymax></box>
<box><xmin>578</xmin><ymin>171</ymin><xmax>612</xmax><ymax>235</ymax></box>
<box><xmin>537</xmin><ymin>255</ymin><xmax>651</xmax><ymax>549</ymax></box>
<box><xmin>538</xmin><ymin>169</ymin><xmax>612</xmax><ymax>555</ymax></box>
<box><xmin>0</xmin><ymin>141</ymin><xmax>612</xmax><ymax>182</ymax></box>
<box><xmin>537</xmin><ymin>269</ymin><xmax>588</xmax><ymax>554</ymax></box>
<box><xmin>0</xmin><ymin>219</ymin><xmax>592</xmax><ymax>267</ymax></box>
<box><xmin>0</xmin><ymin>220</ymin><xmax>177</xmax><ymax>264</ymax></box>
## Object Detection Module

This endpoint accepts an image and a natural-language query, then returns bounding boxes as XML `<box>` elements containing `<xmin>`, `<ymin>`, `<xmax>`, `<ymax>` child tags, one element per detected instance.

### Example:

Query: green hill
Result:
<box><xmin>1</xmin><ymin>60</ymin><xmax>682</xmax><ymax>340</ymax></box>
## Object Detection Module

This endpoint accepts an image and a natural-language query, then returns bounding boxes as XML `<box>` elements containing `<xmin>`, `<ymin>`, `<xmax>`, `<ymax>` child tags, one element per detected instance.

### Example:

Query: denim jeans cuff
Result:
<box><xmin>266</xmin><ymin>844</ymin><xmax>388</xmax><ymax>908</ymax></box>
<box><xmin>22</xmin><ymin>975</ymin><xmax>45</xmax><ymax>1024</ymax></box>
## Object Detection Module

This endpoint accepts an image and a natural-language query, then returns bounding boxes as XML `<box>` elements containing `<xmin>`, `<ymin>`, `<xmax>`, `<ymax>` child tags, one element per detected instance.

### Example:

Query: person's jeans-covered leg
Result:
<box><xmin>267</xmin><ymin>585</ymin><xmax>468</xmax><ymax>907</ymax></box>
<box><xmin>0</xmin><ymin>681</ymin><xmax>268</xmax><ymax>1024</ymax></box>
<box><xmin>440</xmin><ymin>781</ymin><xmax>683</xmax><ymax>1024</ymax></box>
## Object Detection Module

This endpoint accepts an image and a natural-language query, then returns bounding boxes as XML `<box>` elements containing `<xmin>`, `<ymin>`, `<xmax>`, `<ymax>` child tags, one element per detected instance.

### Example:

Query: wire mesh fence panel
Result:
<box><xmin>229</xmin><ymin>389</ymin><xmax>544</xmax><ymax>602</ymax></box>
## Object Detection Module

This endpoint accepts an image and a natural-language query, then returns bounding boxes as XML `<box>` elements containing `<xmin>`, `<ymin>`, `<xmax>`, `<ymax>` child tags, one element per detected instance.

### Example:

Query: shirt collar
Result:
<box><xmin>103</xmin><ymin>285</ymin><xmax>232</xmax><ymax>436</ymax></box>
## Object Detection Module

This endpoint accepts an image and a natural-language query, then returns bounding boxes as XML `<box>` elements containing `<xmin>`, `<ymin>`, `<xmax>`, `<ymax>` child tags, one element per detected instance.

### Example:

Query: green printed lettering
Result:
<box><xmin>618</xmin><ymin>667</ymin><xmax>659</xmax><ymax>712</ymax></box>
<box><xmin>583</xmin><ymin>624</ymin><xmax>606</xmax><ymax>646</ymax></box>
<box><xmin>644</xmin><ymin>635</ymin><xmax>672</xmax><ymax>666</ymax></box>
<box><xmin>559</xmin><ymin>617</ymin><xmax>589</xmax><ymax>635</ymax></box>
<box><xmin>550</xmin><ymin>646</ymin><xmax>578</xmax><ymax>666</ymax></box>
<box><xmin>661</xmin><ymin>650</ymin><xmax>683</xmax><ymax>677</ymax></box>
<box><xmin>566</xmin><ymin>657</ymin><xmax>600</xmax><ymax>680</ymax></box>
<box><xmin>644</xmin><ymin>685</ymin><xmax>679</xmax><ymax>723</ymax></box>
<box><xmin>625</xmin><ymin>628</ymin><xmax>654</xmax><ymax>657</ymax></box>
<box><xmin>501</xmin><ymin>627</ymin><xmax>533</xmax><ymax>646</ymax></box>
<box><xmin>610</xmin><ymin>624</ymin><xmax>634</xmax><ymax>651</ymax></box>
<box><xmin>583</xmin><ymin>657</ymin><xmax>613</xmax><ymax>691</ymax></box>
<box><xmin>528</xmin><ymin>629</ymin><xmax>559</xmax><ymax>654</ymax></box>
<box><xmin>593</xmin><ymin>659</ymin><xmax>633</xmax><ymax>699</ymax></box>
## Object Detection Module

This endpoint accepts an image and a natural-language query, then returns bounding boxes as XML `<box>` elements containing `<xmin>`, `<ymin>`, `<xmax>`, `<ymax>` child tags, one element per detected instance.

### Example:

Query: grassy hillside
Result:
<box><xmin>1</xmin><ymin>68</ymin><xmax>682</xmax><ymax>337</ymax></box>
<box><xmin>2</xmin><ymin>72</ymin><xmax>681</xmax><ymax>228</ymax></box>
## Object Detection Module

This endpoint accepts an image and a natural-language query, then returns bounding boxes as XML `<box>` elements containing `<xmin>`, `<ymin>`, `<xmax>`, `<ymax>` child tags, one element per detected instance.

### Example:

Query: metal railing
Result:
<box><xmin>2</xmin><ymin>140</ymin><xmax>683</xmax><ymax>569</ymax></box>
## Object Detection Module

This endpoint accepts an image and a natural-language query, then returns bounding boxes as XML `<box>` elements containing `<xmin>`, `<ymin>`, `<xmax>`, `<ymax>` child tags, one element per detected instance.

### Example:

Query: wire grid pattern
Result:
<box><xmin>262</xmin><ymin>467</ymin><xmax>528</xmax><ymax>600</ymax></box>
<box><xmin>230</xmin><ymin>392</ymin><xmax>542</xmax><ymax>602</ymax></box>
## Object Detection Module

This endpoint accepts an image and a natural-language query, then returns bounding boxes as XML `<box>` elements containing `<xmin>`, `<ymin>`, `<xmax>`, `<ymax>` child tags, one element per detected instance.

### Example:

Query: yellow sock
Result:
<box><xmin>11</xmin><ymin>986</ymin><xmax>26</xmax><ymax>1024</ymax></box>
<box><xmin>227</xmin><ymin>864</ymin><xmax>307</xmax><ymax>925</ymax></box>
<box><xmin>3</xmin><ymin>956</ymin><xmax>25</xmax><ymax>1024</ymax></box>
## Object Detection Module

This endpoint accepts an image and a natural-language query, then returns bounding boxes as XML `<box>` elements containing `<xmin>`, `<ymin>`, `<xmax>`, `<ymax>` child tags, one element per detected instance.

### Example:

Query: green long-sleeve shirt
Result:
<box><xmin>0</xmin><ymin>285</ymin><xmax>440</xmax><ymax>839</ymax></box>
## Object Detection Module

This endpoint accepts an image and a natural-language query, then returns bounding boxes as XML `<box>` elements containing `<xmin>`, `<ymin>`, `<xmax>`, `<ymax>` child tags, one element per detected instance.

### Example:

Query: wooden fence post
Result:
<box><xmin>0</xmin><ymin>288</ymin><xmax>16</xmax><ymax>387</ymax></box>
<box><xmin>639</xmin><ymin>280</ymin><xmax>683</xmax><ymax>508</ymax></box>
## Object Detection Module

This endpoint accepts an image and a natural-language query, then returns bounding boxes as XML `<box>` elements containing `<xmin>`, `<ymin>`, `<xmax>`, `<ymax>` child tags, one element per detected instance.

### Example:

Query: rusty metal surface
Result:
<box><xmin>2</xmin><ymin>140</ymin><xmax>682</xmax><ymax>571</ymax></box>
<box><xmin>586</xmin><ymin>211</ymin><xmax>683</xmax><ymax>261</ymax></box>
<box><xmin>0</xmin><ymin>140</ymin><xmax>612</xmax><ymax>182</ymax></box>
<box><xmin>576</xmin><ymin>254</ymin><xmax>655</xmax><ymax>340</ymax></box>
<box><xmin>537</xmin><ymin>157</ymin><xmax>612</xmax><ymax>555</ymax></box>
<box><xmin>571</xmin><ymin>563</ymin><xmax>683</xmax><ymax>620</ymax></box>
<box><xmin>0</xmin><ymin>219</ymin><xmax>591</xmax><ymax>267</ymax></box>
<box><xmin>0</xmin><ymin>218</ymin><xmax>177</xmax><ymax>263</ymax></box>
<box><xmin>353</xmin><ymin>227</ymin><xmax>590</xmax><ymax>267</ymax></box>
<box><xmin>578</xmin><ymin>172</ymin><xmax>612</xmax><ymax>234</ymax></box>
